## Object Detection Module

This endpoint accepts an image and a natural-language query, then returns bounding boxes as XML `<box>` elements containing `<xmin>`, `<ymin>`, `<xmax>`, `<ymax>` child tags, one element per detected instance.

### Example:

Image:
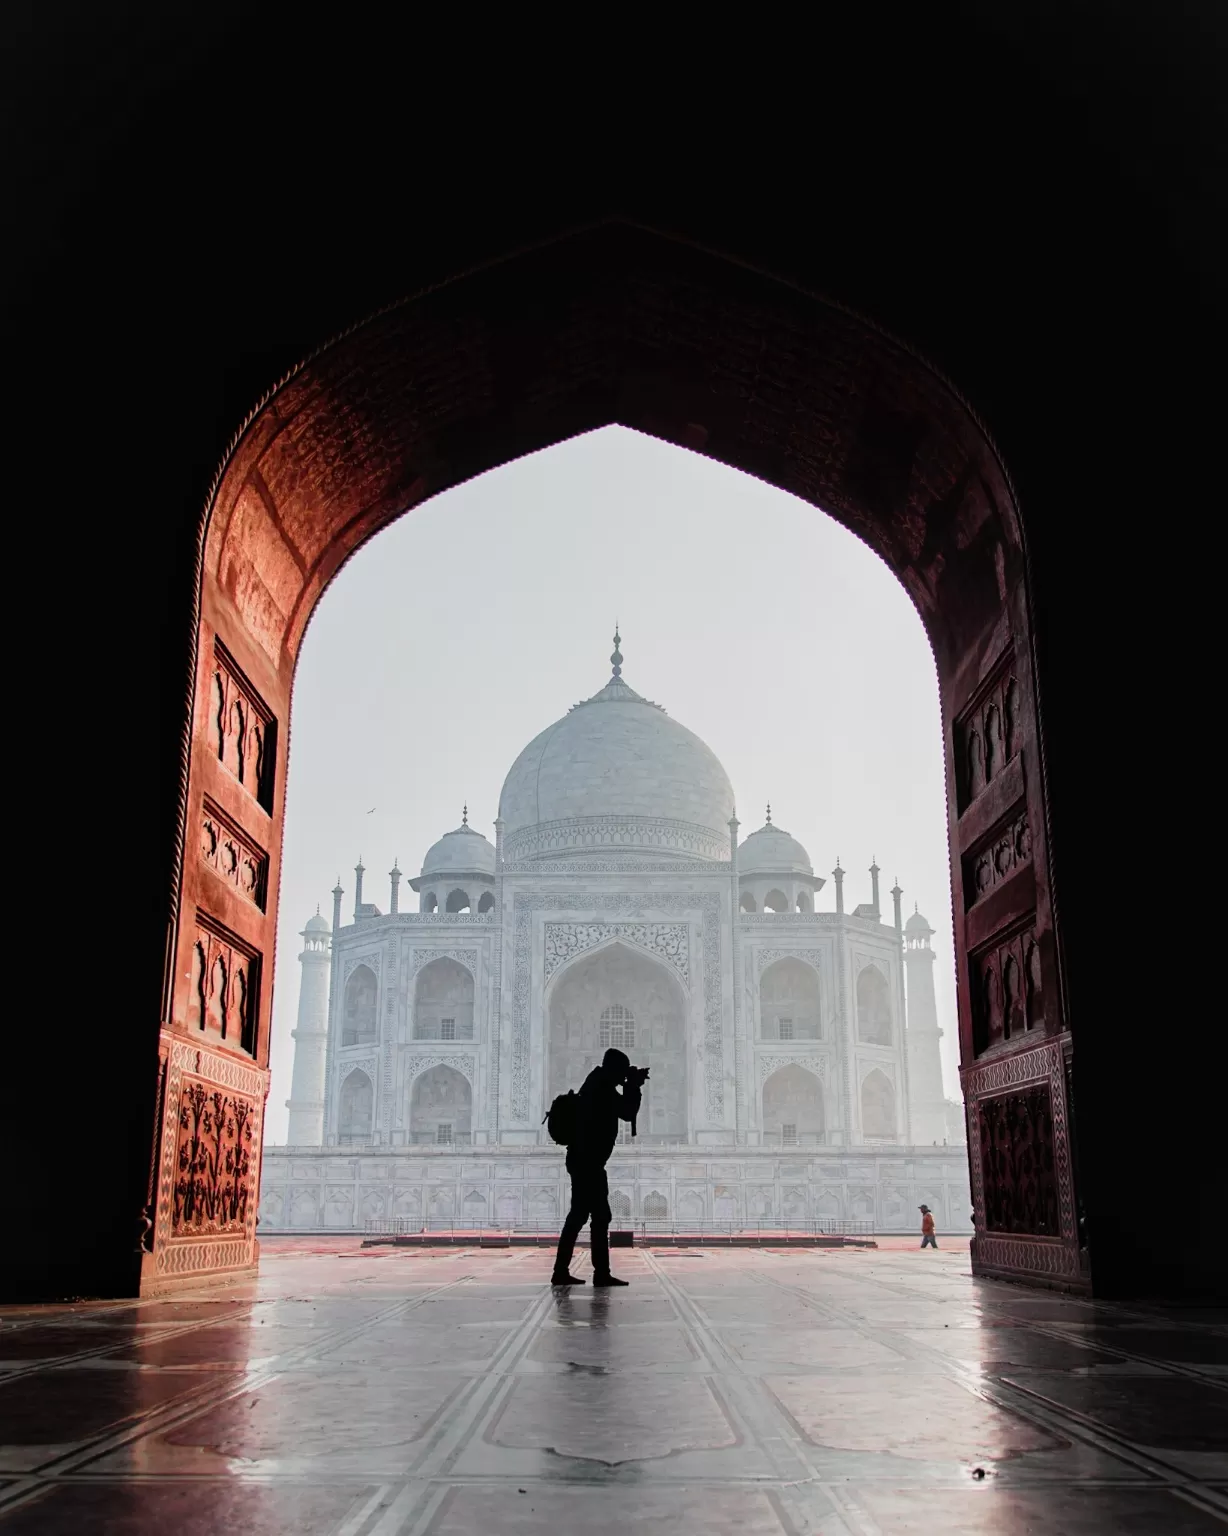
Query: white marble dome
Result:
<box><xmin>420</xmin><ymin>818</ymin><xmax>496</xmax><ymax>878</ymax></box>
<box><xmin>738</xmin><ymin>816</ymin><xmax>813</xmax><ymax>877</ymax></box>
<box><xmin>498</xmin><ymin>638</ymin><xmax>735</xmax><ymax>863</ymax></box>
<box><xmin>905</xmin><ymin>906</ymin><xmax>934</xmax><ymax>939</ymax></box>
<box><xmin>303</xmin><ymin>911</ymin><xmax>331</xmax><ymax>935</ymax></box>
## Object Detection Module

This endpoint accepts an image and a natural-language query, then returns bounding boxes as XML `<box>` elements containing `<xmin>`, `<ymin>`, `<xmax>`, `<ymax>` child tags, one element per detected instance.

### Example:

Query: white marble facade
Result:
<box><xmin>266</xmin><ymin>637</ymin><xmax>970</xmax><ymax>1232</ymax></box>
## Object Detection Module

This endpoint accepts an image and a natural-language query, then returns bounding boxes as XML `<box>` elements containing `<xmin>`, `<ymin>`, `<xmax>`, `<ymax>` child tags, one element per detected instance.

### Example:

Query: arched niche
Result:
<box><xmin>856</xmin><ymin>965</ymin><xmax>892</xmax><ymax>1046</ymax></box>
<box><xmin>414</xmin><ymin>957</ymin><xmax>474</xmax><ymax>1041</ymax></box>
<box><xmin>338</xmin><ymin>1068</ymin><xmax>373</xmax><ymax>1143</ymax></box>
<box><xmin>760</xmin><ymin>957</ymin><xmax>821</xmax><ymax>1040</ymax></box>
<box><xmin>445</xmin><ymin>888</ymin><xmax>471</xmax><ymax>914</ymax></box>
<box><xmin>146</xmin><ymin>224</ymin><xmax>1074</xmax><ymax>1295</ymax></box>
<box><xmin>410</xmin><ymin>1064</ymin><xmax>471</xmax><ymax>1144</ymax></box>
<box><xmin>547</xmin><ymin>941</ymin><xmax>686</xmax><ymax>1140</ymax></box>
<box><xmin>861</xmin><ymin>1068</ymin><xmax>897</xmax><ymax>1141</ymax></box>
<box><xmin>762</xmin><ymin>1064</ymin><xmax>825</xmax><ymax>1145</ymax></box>
<box><xmin>342</xmin><ymin>965</ymin><xmax>378</xmax><ymax>1046</ymax></box>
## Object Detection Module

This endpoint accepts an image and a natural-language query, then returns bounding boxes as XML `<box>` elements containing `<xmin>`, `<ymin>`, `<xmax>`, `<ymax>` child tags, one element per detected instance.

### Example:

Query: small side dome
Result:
<box><xmin>303</xmin><ymin>911</ymin><xmax>331</xmax><ymax>935</ymax></box>
<box><xmin>419</xmin><ymin>812</ymin><xmax>496</xmax><ymax>880</ymax></box>
<box><xmin>738</xmin><ymin>809</ymin><xmax>813</xmax><ymax>877</ymax></box>
<box><xmin>905</xmin><ymin>905</ymin><xmax>934</xmax><ymax>938</ymax></box>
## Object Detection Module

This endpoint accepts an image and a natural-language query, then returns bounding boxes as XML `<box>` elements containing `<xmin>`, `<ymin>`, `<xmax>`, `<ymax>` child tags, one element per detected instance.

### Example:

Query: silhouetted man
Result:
<box><xmin>551</xmin><ymin>1048</ymin><xmax>645</xmax><ymax>1287</ymax></box>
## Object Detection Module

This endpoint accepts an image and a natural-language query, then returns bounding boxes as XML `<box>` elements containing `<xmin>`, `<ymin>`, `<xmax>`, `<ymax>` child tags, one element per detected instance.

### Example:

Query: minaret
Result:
<box><xmin>389</xmin><ymin>858</ymin><xmax>401</xmax><ymax>915</ymax></box>
<box><xmin>832</xmin><ymin>858</ymin><xmax>844</xmax><ymax>916</ymax></box>
<box><xmin>903</xmin><ymin>905</ymin><xmax>949</xmax><ymax>1144</ymax></box>
<box><xmin>869</xmin><ymin>857</ymin><xmax>881</xmax><ymax>919</ymax></box>
<box><xmin>285</xmin><ymin>911</ymin><xmax>332</xmax><ymax>1145</ymax></box>
<box><xmin>331</xmin><ymin>877</ymin><xmax>344</xmax><ymax>931</ymax></box>
<box><xmin>353</xmin><ymin>857</ymin><xmax>364</xmax><ymax>918</ymax></box>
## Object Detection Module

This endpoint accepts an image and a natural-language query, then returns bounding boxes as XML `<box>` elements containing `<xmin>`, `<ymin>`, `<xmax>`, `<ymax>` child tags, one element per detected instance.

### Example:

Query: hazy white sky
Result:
<box><xmin>264</xmin><ymin>427</ymin><xmax>962</xmax><ymax>1142</ymax></box>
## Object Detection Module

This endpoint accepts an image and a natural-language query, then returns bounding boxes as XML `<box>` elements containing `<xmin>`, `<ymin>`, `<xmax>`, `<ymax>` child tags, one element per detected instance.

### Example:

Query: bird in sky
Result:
<box><xmin>367</xmin><ymin>807</ymin><xmax>376</xmax><ymax>814</ymax></box>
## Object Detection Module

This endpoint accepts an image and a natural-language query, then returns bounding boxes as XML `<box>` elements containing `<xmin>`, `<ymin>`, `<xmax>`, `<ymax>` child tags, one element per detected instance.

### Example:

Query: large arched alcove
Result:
<box><xmin>413</xmin><ymin>958</ymin><xmax>475</xmax><ymax>1041</ymax></box>
<box><xmin>855</xmin><ymin>965</ymin><xmax>893</xmax><ymax>1047</ymax></box>
<box><xmin>338</xmin><ymin>1068</ymin><xmax>373</xmax><ymax>1145</ymax></box>
<box><xmin>760</xmin><ymin>958</ymin><xmax>821</xmax><ymax>1041</ymax></box>
<box><xmin>341</xmin><ymin>965</ymin><xmax>378</xmax><ymax>1047</ymax></box>
<box><xmin>409</xmin><ymin>1065</ymin><xmax>472</xmax><ymax>1144</ymax></box>
<box><xmin>762</xmin><ymin>1064</ymin><xmax>826</xmax><ymax>1145</ymax></box>
<box><xmin>140</xmin><ymin>225</ymin><xmax>1079</xmax><ymax>1295</ymax></box>
<box><xmin>547</xmin><ymin>941</ymin><xmax>687</xmax><ymax>1141</ymax></box>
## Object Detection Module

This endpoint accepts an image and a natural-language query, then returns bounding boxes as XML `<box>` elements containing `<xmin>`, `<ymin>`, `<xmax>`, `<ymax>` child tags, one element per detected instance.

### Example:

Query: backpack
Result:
<box><xmin>542</xmin><ymin>1090</ymin><xmax>579</xmax><ymax>1146</ymax></box>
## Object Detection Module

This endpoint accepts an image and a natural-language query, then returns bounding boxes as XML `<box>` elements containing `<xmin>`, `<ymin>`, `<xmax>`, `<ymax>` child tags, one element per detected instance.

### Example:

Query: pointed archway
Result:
<box><xmin>134</xmin><ymin>225</ymin><xmax>1075</xmax><ymax>1294</ymax></box>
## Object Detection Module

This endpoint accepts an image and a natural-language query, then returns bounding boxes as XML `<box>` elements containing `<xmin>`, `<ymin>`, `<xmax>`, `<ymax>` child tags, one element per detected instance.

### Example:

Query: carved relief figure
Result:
<box><xmin>1026</xmin><ymin>941</ymin><xmax>1044</xmax><ymax>1028</ymax></box>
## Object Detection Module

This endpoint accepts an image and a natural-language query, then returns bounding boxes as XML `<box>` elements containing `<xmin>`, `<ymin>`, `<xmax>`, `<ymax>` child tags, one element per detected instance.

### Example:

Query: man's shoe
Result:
<box><xmin>550</xmin><ymin>1272</ymin><xmax>585</xmax><ymax>1285</ymax></box>
<box><xmin>591</xmin><ymin>1274</ymin><xmax>629</xmax><ymax>1286</ymax></box>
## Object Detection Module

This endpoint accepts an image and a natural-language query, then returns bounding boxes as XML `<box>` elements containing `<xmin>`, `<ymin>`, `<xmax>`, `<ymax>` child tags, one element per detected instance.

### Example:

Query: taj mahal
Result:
<box><xmin>259</xmin><ymin>634</ymin><xmax>971</xmax><ymax>1235</ymax></box>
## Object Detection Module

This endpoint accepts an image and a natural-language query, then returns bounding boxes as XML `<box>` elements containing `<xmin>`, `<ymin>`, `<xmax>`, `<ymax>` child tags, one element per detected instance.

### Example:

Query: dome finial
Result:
<box><xmin>610</xmin><ymin>624</ymin><xmax>623</xmax><ymax>679</ymax></box>
<box><xmin>765</xmin><ymin>802</ymin><xmax>772</xmax><ymax>825</ymax></box>
<box><xmin>462</xmin><ymin>803</ymin><xmax>468</xmax><ymax>826</ymax></box>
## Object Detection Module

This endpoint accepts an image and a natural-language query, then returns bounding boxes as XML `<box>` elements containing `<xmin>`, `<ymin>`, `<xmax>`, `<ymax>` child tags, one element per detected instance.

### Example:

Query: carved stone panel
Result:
<box><xmin>955</xmin><ymin>654</ymin><xmax>1022</xmax><ymax>814</ymax></box>
<box><xmin>963</xmin><ymin>808</ymin><xmax>1031</xmax><ymax>910</ymax></box>
<box><xmin>969</xmin><ymin>923</ymin><xmax>1044</xmax><ymax>1055</ymax></box>
<box><xmin>976</xmin><ymin>1085</ymin><xmax>1060</xmax><ymax>1236</ymax></box>
<box><xmin>963</xmin><ymin>1037</ymin><xmax>1083</xmax><ymax>1288</ymax></box>
<box><xmin>172</xmin><ymin>1076</ymin><xmax>258</xmax><ymax>1236</ymax></box>
<box><xmin>200</xmin><ymin>797</ymin><xmax>269</xmax><ymax>910</ymax></box>
<box><xmin>187</xmin><ymin>913</ymin><xmax>260</xmax><ymax>1056</ymax></box>
<box><xmin>544</xmin><ymin>922</ymin><xmax>689</xmax><ymax>987</ymax></box>
<box><xmin>207</xmin><ymin>639</ymin><xmax>276</xmax><ymax>812</ymax></box>
<box><xmin>150</xmin><ymin>1038</ymin><xmax>266</xmax><ymax>1283</ymax></box>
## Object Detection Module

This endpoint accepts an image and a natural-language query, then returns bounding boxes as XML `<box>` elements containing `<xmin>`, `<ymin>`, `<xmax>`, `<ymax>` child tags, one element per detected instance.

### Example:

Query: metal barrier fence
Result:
<box><xmin>359</xmin><ymin>1217</ymin><xmax>877</xmax><ymax>1240</ymax></box>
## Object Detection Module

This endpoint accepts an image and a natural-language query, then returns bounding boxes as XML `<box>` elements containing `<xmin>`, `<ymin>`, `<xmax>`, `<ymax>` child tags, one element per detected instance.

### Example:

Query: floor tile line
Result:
<box><xmin>748</xmin><ymin>1267</ymin><xmax>1212</xmax><ymax>1495</ymax></box>
<box><xmin>0</xmin><ymin>1304</ymin><xmax>271</xmax><ymax>1383</ymax></box>
<box><xmin>330</xmin><ymin>1482</ymin><xmax>392</xmax><ymax>1536</ymax></box>
<box><xmin>643</xmin><ymin>1253</ymin><xmax>831</xmax><ymax>1490</ymax></box>
<box><xmin>0</xmin><ymin>1275</ymin><xmax>477</xmax><ymax>1495</ymax></box>
<box><xmin>407</xmin><ymin>1290</ymin><xmax>557</xmax><ymax>1479</ymax></box>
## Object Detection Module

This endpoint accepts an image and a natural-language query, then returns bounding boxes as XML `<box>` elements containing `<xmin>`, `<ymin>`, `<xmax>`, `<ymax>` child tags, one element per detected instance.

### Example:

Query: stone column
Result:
<box><xmin>892</xmin><ymin>878</ymin><xmax>913</xmax><ymax>1144</ymax></box>
<box><xmin>904</xmin><ymin>909</ymin><xmax>948</xmax><ymax>1144</ymax></box>
<box><xmin>322</xmin><ymin>879</ymin><xmax>344</xmax><ymax>1144</ymax></box>
<box><xmin>489</xmin><ymin>818</ymin><xmax>505</xmax><ymax>1142</ymax></box>
<box><xmin>285</xmin><ymin>917</ymin><xmax>331</xmax><ymax>1145</ymax></box>
<box><xmin>833</xmin><ymin>861</ymin><xmax>854</xmax><ymax>1145</ymax></box>
<box><xmin>729</xmin><ymin>813</ymin><xmax>746</xmax><ymax>1142</ymax></box>
<box><xmin>389</xmin><ymin>859</ymin><xmax>401</xmax><ymax>915</ymax></box>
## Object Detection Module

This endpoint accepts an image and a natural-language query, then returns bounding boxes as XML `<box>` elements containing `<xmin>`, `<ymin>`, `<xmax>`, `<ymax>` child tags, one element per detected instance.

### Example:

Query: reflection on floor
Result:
<box><xmin>2</xmin><ymin>1240</ymin><xmax>1226</xmax><ymax>1534</ymax></box>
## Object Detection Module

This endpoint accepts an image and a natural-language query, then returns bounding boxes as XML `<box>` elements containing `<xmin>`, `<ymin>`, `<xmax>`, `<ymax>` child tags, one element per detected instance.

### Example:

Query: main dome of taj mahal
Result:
<box><xmin>497</xmin><ymin>634</ymin><xmax>735</xmax><ymax>864</ymax></box>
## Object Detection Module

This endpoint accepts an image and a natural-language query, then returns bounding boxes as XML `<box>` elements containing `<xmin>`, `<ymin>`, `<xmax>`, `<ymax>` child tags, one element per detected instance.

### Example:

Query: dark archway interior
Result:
<box><xmin>10</xmin><ymin>11</ymin><xmax>1220</xmax><ymax>1303</ymax></box>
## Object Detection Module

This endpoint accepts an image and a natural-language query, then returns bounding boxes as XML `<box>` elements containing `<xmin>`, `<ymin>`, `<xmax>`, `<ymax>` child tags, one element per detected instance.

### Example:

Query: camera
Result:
<box><xmin>627</xmin><ymin>1064</ymin><xmax>650</xmax><ymax>1086</ymax></box>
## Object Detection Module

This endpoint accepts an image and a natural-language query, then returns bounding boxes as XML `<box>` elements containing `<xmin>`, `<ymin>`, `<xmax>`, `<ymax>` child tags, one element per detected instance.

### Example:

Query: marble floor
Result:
<box><xmin>1</xmin><ymin>1240</ymin><xmax>1225</xmax><ymax>1534</ymax></box>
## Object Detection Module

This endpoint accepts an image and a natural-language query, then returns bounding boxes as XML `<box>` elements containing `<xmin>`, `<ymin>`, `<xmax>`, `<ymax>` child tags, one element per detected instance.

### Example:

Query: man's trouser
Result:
<box><xmin>921</xmin><ymin>1232</ymin><xmax>938</xmax><ymax>1249</ymax></box>
<box><xmin>554</xmin><ymin>1157</ymin><xmax>611</xmax><ymax>1276</ymax></box>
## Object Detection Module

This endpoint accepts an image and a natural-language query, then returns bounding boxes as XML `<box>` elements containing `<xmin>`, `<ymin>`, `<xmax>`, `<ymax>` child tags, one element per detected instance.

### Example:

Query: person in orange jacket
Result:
<box><xmin>919</xmin><ymin>1204</ymin><xmax>937</xmax><ymax>1249</ymax></box>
